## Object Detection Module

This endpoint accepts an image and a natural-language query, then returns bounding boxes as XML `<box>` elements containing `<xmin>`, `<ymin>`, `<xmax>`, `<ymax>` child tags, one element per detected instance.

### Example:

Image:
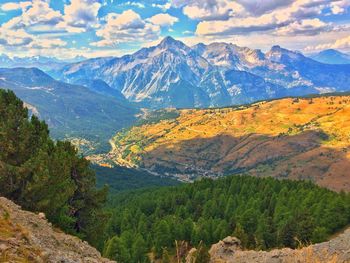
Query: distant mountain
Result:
<box><xmin>0</xmin><ymin>54</ymin><xmax>86</xmax><ymax>71</ymax></box>
<box><xmin>54</xmin><ymin>37</ymin><xmax>286</xmax><ymax>108</ymax></box>
<box><xmin>310</xmin><ymin>49</ymin><xmax>350</xmax><ymax>64</ymax></box>
<box><xmin>55</xmin><ymin>37</ymin><xmax>350</xmax><ymax>109</ymax></box>
<box><xmin>0</xmin><ymin>67</ymin><xmax>138</xmax><ymax>150</ymax></box>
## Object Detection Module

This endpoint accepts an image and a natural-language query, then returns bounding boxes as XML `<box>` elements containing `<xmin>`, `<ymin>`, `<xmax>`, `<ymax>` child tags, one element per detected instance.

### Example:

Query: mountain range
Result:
<box><xmin>54</xmin><ymin>36</ymin><xmax>350</xmax><ymax>109</ymax></box>
<box><xmin>310</xmin><ymin>49</ymin><xmax>350</xmax><ymax>64</ymax></box>
<box><xmin>0</xmin><ymin>54</ymin><xmax>86</xmax><ymax>71</ymax></box>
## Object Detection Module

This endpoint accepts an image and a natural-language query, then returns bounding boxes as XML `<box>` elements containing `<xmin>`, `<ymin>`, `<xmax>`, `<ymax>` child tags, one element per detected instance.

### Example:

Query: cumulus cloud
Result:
<box><xmin>119</xmin><ymin>1</ymin><xmax>145</xmax><ymax>8</ymax></box>
<box><xmin>152</xmin><ymin>2</ymin><xmax>171</xmax><ymax>11</ymax></box>
<box><xmin>1</xmin><ymin>0</ymin><xmax>102</xmax><ymax>34</ymax></box>
<box><xmin>305</xmin><ymin>35</ymin><xmax>350</xmax><ymax>51</ymax></box>
<box><xmin>58</xmin><ymin>0</ymin><xmax>102</xmax><ymax>33</ymax></box>
<box><xmin>1</xmin><ymin>1</ymin><xmax>31</xmax><ymax>11</ymax></box>
<box><xmin>92</xmin><ymin>10</ymin><xmax>160</xmax><ymax>47</ymax></box>
<box><xmin>330</xmin><ymin>0</ymin><xmax>349</xmax><ymax>14</ymax></box>
<box><xmin>29</xmin><ymin>38</ymin><xmax>67</xmax><ymax>49</ymax></box>
<box><xmin>173</xmin><ymin>0</ymin><xmax>243</xmax><ymax>21</ymax></box>
<box><xmin>0</xmin><ymin>0</ymin><xmax>101</xmax><ymax>56</ymax></box>
<box><xmin>147</xmin><ymin>13</ymin><xmax>178</xmax><ymax>26</ymax></box>
<box><xmin>2</xmin><ymin>0</ymin><xmax>63</xmax><ymax>31</ymax></box>
<box><xmin>236</xmin><ymin>0</ymin><xmax>294</xmax><ymax>16</ymax></box>
<box><xmin>275</xmin><ymin>19</ymin><xmax>331</xmax><ymax>36</ymax></box>
<box><xmin>0</xmin><ymin>28</ymin><xmax>33</xmax><ymax>46</ymax></box>
<box><xmin>195</xmin><ymin>0</ymin><xmax>348</xmax><ymax>37</ymax></box>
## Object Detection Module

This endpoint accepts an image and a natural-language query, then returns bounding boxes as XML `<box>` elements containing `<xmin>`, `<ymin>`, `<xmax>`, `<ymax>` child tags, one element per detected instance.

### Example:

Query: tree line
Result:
<box><xmin>0</xmin><ymin>89</ymin><xmax>108</xmax><ymax>249</ymax></box>
<box><xmin>104</xmin><ymin>175</ymin><xmax>350</xmax><ymax>262</ymax></box>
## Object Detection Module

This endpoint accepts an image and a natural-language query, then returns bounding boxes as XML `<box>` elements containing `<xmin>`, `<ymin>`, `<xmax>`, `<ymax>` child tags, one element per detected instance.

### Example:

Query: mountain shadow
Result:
<box><xmin>135</xmin><ymin>130</ymin><xmax>350</xmax><ymax>192</ymax></box>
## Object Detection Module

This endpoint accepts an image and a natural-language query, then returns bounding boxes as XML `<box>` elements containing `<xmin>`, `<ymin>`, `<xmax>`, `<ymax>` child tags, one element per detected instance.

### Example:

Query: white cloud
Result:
<box><xmin>330</xmin><ymin>0</ymin><xmax>349</xmax><ymax>15</ymax></box>
<box><xmin>147</xmin><ymin>13</ymin><xmax>178</xmax><ymax>26</ymax></box>
<box><xmin>58</xmin><ymin>0</ymin><xmax>102</xmax><ymax>33</ymax></box>
<box><xmin>236</xmin><ymin>0</ymin><xmax>294</xmax><ymax>16</ymax></box>
<box><xmin>2</xmin><ymin>0</ymin><xmax>63</xmax><ymax>31</ymax></box>
<box><xmin>305</xmin><ymin>35</ymin><xmax>350</xmax><ymax>52</ymax></box>
<box><xmin>92</xmin><ymin>10</ymin><xmax>160</xmax><ymax>47</ymax></box>
<box><xmin>1</xmin><ymin>1</ymin><xmax>31</xmax><ymax>11</ymax></box>
<box><xmin>120</xmin><ymin>1</ymin><xmax>145</xmax><ymax>8</ymax></box>
<box><xmin>173</xmin><ymin>0</ymin><xmax>243</xmax><ymax>21</ymax></box>
<box><xmin>0</xmin><ymin>28</ymin><xmax>33</xmax><ymax>46</ymax></box>
<box><xmin>29</xmin><ymin>38</ymin><xmax>67</xmax><ymax>49</ymax></box>
<box><xmin>194</xmin><ymin>0</ymin><xmax>348</xmax><ymax>37</ymax></box>
<box><xmin>152</xmin><ymin>2</ymin><xmax>171</xmax><ymax>11</ymax></box>
<box><xmin>275</xmin><ymin>18</ymin><xmax>330</xmax><ymax>36</ymax></box>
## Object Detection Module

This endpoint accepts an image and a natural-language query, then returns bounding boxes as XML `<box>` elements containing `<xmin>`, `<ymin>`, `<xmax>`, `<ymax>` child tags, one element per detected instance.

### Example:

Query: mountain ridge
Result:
<box><xmin>310</xmin><ymin>49</ymin><xmax>350</xmax><ymax>64</ymax></box>
<box><xmin>55</xmin><ymin>36</ymin><xmax>350</xmax><ymax>109</ymax></box>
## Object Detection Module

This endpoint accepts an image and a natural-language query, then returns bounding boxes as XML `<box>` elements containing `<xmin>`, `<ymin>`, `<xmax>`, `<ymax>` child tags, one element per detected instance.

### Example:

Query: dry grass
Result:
<box><xmin>0</xmin><ymin>206</ymin><xmax>43</xmax><ymax>262</ymax></box>
<box><xmin>109</xmin><ymin>96</ymin><xmax>350</xmax><ymax>191</ymax></box>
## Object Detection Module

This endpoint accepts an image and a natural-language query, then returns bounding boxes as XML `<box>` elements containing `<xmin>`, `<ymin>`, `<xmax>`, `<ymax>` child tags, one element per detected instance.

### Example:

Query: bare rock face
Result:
<box><xmin>0</xmin><ymin>197</ymin><xmax>115</xmax><ymax>263</ymax></box>
<box><xmin>209</xmin><ymin>236</ymin><xmax>242</xmax><ymax>258</ymax></box>
<box><xmin>209</xmin><ymin>231</ymin><xmax>350</xmax><ymax>263</ymax></box>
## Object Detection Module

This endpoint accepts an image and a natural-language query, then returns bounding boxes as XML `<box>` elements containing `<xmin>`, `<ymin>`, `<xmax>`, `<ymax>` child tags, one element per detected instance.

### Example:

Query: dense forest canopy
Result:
<box><xmin>94</xmin><ymin>165</ymin><xmax>180</xmax><ymax>194</ymax></box>
<box><xmin>104</xmin><ymin>176</ymin><xmax>350</xmax><ymax>262</ymax></box>
<box><xmin>0</xmin><ymin>89</ymin><xmax>108</xmax><ymax>248</ymax></box>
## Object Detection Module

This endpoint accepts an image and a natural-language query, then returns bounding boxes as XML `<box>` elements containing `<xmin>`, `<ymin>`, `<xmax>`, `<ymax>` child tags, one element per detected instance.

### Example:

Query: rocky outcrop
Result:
<box><xmin>209</xmin><ymin>230</ymin><xmax>350</xmax><ymax>263</ymax></box>
<box><xmin>0</xmin><ymin>197</ymin><xmax>115</xmax><ymax>263</ymax></box>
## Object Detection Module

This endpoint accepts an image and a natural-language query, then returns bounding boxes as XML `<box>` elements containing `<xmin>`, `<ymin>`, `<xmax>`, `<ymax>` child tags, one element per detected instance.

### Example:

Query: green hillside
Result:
<box><xmin>103</xmin><ymin>175</ymin><xmax>350</xmax><ymax>262</ymax></box>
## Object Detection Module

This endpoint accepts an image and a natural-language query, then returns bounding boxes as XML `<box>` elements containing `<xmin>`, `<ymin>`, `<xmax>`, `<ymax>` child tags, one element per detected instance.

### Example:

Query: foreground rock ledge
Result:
<box><xmin>209</xmin><ymin>232</ymin><xmax>350</xmax><ymax>263</ymax></box>
<box><xmin>0</xmin><ymin>197</ymin><xmax>115</xmax><ymax>263</ymax></box>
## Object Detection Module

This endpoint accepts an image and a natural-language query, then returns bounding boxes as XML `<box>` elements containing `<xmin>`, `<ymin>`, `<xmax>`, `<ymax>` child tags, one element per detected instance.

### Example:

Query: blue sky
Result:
<box><xmin>0</xmin><ymin>0</ymin><xmax>349</xmax><ymax>59</ymax></box>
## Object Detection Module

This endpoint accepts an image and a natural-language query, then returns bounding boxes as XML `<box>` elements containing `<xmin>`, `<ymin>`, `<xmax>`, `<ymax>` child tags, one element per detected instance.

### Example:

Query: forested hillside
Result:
<box><xmin>103</xmin><ymin>175</ymin><xmax>350</xmax><ymax>262</ymax></box>
<box><xmin>0</xmin><ymin>89</ymin><xmax>108</xmax><ymax>249</ymax></box>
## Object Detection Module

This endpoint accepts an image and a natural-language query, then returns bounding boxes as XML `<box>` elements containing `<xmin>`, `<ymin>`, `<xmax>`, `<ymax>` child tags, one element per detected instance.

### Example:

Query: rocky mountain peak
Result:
<box><xmin>158</xmin><ymin>36</ymin><xmax>187</xmax><ymax>50</ymax></box>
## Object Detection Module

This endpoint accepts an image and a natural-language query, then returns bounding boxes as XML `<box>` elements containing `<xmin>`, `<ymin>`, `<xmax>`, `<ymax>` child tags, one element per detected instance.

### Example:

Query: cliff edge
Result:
<box><xmin>209</xmin><ymin>231</ymin><xmax>350</xmax><ymax>263</ymax></box>
<box><xmin>0</xmin><ymin>197</ymin><xmax>115</xmax><ymax>263</ymax></box>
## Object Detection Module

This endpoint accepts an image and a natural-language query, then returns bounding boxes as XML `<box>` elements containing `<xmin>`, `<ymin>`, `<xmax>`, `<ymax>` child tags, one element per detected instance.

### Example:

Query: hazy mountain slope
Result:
<box><xmin>0</xmin><ymin>54</ymin><xmax>80</xmax><ymax>71</ymax></box>
<box><xmin>0</xmin><ymin>197</ymin><xmax>114</xmax><ymax>262</ymax></box>
<box><xmin>310</xmin><ymin>49</ymin><xmax>350</xmax><ymax>64</ymax></box>
<box><xmin>106</xmin><ymin>94</ymin><xmax>350</xmax><ymax>191</ymax></box>
<box><xmin>0</xmin><ymin>67</ymin><xmax>138</xmax><ymax>147</ymax></box>
<box><xmin>56</xmin><ymin>37</ymin><xmax>350</xmax><ymax>109</ymax></box>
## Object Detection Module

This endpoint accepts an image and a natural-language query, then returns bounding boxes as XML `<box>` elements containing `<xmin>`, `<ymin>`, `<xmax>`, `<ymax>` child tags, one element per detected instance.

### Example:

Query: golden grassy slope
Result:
<box><xmin>109</xmin><ymin>95</ymin><xmax>350</xmax><ymax>191</ymax></box>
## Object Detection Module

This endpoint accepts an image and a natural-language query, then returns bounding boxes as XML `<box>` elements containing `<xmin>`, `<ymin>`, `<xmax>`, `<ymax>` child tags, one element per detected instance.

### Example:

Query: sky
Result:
<box><xmin>0</xmin><ymin>0</ymin><xmax>349</xmax><ymax>59</ymax></box>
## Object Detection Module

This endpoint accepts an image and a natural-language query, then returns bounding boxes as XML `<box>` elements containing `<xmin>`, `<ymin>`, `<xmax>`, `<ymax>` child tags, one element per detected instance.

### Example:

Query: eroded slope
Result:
<box><xmin>0</xmin><ymin>197</ymin><xmax>114</xmax><ymax>263</ymax></box>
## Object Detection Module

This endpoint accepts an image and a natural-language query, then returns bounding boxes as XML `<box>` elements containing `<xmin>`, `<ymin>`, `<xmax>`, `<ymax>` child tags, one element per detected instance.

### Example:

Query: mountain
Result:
<box><xmin>0</xmin><ymin>67</ymin><xmax>138</xmax><ymax>149</ymax></box>
<box><xmin>103</xmin><ymin>94</ymin><xmax>350</xmax><ymax>191</ymax></box>
<box><xmin>310</xmin><ymin>49</ymin><xmax>350</xmax><ymax>64</ymax></box>
<box><xmin>0</xmin><ymin>54</ymin><xmax>86</xmax><ymax>71</ymax></box>
<box><xmin>54</xmin><ymin>37</ymin><xmax>350</xmax><ymax>108</ymax></box>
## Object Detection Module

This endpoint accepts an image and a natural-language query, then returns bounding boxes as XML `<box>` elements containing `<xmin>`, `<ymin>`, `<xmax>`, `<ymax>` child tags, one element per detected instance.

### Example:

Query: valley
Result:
<box><xmin>105</xmin><ymin>94</ymin><xmax>350</xmax><ymax>191</ymax></box>
<box><xmin>0</xmin><ymin>67</ymin><xmax>138</xmax><ymax>153</ymax></box>
<box><xmin>1</xmin><ymin>1</ymin><xmax>350</xmax><ymax>262</ymax></box>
